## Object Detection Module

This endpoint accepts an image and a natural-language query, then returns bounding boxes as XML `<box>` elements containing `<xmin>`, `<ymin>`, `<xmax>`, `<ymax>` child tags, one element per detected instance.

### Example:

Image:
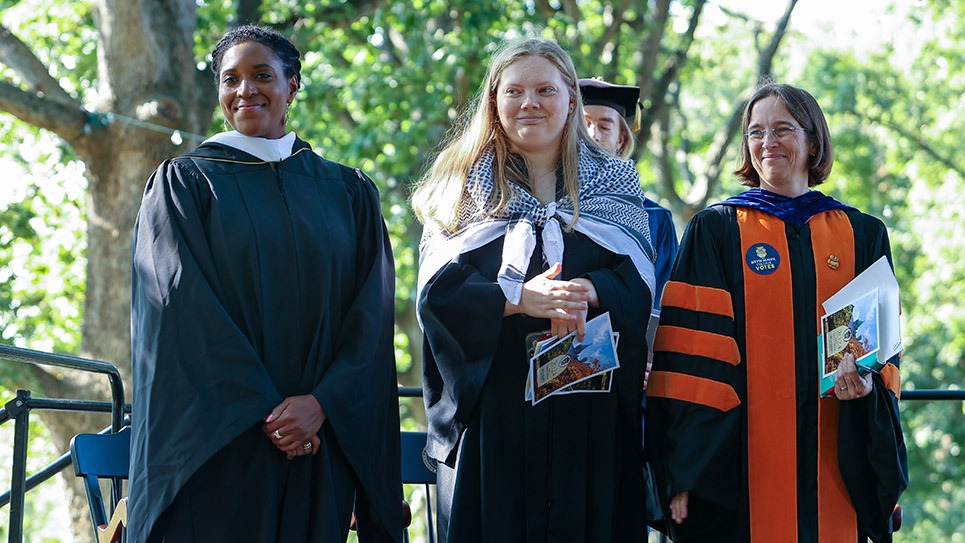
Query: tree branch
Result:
<box><xmin>337</xmin><ymin>109</ymin><xmax>360</xmax><ymax>133</ymax></box>
<box><xmin>0</xmin><ymin>24</ymin><xmax>77</xmax><ymax>106</ymax></box>
<box><xmin>860</xmin><ymin>110</ymin><xmax>965</xmax><ymax>178</ymax></box>
<box><xmin>655</xmin><ymin>116</ymin><xmax>685</xmax><ymax>211</ymax></box>
<box><xmin>234</xmin><ymin>0</ymin><xmax>262</xmax><ymax>25</ymax></box>
<box><xmin>638</xmin><ymin>0</ymin><xmax>705</xmax><ymax>148</ymax></box>
<box><xmin>758</xmin><ymin>0</ymin><xmax>798</xmax><ymax>77</ymax></box>
<box><xmin>561</xmin><ymin>0</ymin><xmax>581</xmax><ymax>24</ymax></box>
<box><xmin>590</xmin><ymin>0</ymin><xmax>632</xmax><ymax>63</ymax></box>
<box><xmin>534</xmin><ymin>0</ymin><xmax>554</xmax><ymax>19</ymax></box>
<box><xmin>698</xmin><ymin>0</ymin><xmax>798</xmax><ymax>208</ymax></box>
<box><xmin>700</xmin><ymin>101</ymin><xmax>746</xmax><ymax>203</ymax></box>
<box><xmin>633</xmin><ymin>0</ymin><xmax>669</xmax><ymax>150</ymax></box>
<box><xmin>0</xmin><ymin>81</ymin><xmax>89</xmax><ymax>140</ymax></box>
<box><xmin>380</xmin><ymin>26</ymin><xmax>406</xmax><ymax>68</ymax></box>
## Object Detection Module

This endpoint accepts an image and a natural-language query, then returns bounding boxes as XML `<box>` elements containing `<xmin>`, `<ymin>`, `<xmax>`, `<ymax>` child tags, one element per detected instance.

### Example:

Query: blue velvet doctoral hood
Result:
<box><xmin>715</xmin><ymin>188</ymin><xmax>855</xmax><ymax>228</ymax></box>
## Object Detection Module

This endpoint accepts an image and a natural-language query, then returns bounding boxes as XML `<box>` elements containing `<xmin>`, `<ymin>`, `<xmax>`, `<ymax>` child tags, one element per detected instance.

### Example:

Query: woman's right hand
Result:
<box><xmin>505</xmin><ymin>262</ymin><xmax>589</xmax><ymax>321</ymax></box>
<box><xmin>670</xmin><ymin>491</ymin><xmax>689</xmax><ymax>524</ymax></box>
<box><xmin>263</xmin><ymin>395</ymin><xmax>326</xmax><ymax>459</ymax></box>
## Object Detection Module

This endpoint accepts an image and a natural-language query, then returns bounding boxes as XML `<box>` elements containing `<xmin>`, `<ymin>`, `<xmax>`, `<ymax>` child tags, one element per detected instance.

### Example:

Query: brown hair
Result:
<box><xmin>734</xmin><ymin>83</ymin><xmax>833</xmax><ymax>187</ymax></box>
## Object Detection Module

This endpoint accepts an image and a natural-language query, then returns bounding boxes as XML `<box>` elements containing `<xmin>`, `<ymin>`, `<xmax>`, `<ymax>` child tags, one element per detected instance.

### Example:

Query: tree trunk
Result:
<box><xmin>1</xmin><ymin>1</ymin><xmax>212</xmax><ymax>539</ymax></box>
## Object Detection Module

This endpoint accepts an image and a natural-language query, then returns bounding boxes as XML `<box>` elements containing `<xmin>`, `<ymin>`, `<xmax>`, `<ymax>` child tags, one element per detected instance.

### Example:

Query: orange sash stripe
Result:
<box><xmin>810</xmin><ymin>210</ymin><xmax>858</xmax><ymax>543</ymax></box>
<box><xmin>653</xmin><ymin>325</ymin><xmax>741</xmax><ymax>366</ymax></box>
<box><xmin>880</xmin><ymin>362</ymin><xmax>901</xmax><ymax>399</ymax></box>
<box><xmin>739</xmin><ymin>208</ymin><xmax>798</xmax><ymax>542</ymax></box>
<box><xmin>647</xmin><ymin>370</ymin><xmax>741</xmax><ymax>411</ymax></box>
<box><xmin>661</xmin><ymin>281</ymin><xmax>735</xmax><ymax>318</ymax></box>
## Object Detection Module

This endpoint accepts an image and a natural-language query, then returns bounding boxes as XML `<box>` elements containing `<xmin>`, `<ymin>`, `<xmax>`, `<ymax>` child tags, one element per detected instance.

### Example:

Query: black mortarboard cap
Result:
<box><xmin>578</xmin><ymin>78</ymin><xmax>641</xmax><ymax>129</ymax></box>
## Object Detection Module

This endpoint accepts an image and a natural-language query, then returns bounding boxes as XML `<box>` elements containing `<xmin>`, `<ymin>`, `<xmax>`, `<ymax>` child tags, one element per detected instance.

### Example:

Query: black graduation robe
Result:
<box><xmin>646</xmin><ymin>195</ymin><xmax>908</xmax><ymax>543</ymax></box>
<box><xmin>129</xmin><ymin>139</ymin><xmax>402</xmax><ymax>542</ymax></box>
<box><xmin>420</xmin><ymin>231</ymin><xmax>651</xmax><ymax>543</ymax></box>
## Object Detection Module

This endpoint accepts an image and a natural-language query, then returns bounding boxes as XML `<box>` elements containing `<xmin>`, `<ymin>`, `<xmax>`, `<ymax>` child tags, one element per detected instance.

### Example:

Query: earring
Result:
<box><xmin>223</xmin><ymin>119</ymin><xmax>229</xmax><ymax>132</ymax></box>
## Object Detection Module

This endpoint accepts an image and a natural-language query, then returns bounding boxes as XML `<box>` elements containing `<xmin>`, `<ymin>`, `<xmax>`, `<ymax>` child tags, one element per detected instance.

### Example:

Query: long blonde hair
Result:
<box><xmin>412</xmin><ymin>37</ymin><xmax>591</xmax><ymax>230</ymax></box>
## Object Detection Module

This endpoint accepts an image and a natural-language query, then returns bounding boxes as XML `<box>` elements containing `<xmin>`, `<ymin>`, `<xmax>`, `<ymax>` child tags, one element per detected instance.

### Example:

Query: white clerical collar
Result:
<box><xmin>204</xmin><ymin>131</ymin><xmax>297</xmax><ymax>162</ymax></box>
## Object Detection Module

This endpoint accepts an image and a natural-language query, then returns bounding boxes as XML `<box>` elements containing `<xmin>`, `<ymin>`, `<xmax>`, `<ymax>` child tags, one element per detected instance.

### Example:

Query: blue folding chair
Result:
<box><xmin>401</xmin><ymin>431</ymin><xmax>436</xmax><ymax>543</ymax></box>
<box><xmin>70</xmin><ymin>427</ymin><xmax>130</xmax><ymax>543</ymax></box>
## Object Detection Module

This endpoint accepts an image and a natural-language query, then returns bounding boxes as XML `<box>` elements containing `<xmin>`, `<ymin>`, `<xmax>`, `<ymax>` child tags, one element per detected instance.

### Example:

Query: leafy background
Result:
<box><xmin>0</xmin><ymin>0</ymin><xmax>962</xmax><ymax>541</ymax></box>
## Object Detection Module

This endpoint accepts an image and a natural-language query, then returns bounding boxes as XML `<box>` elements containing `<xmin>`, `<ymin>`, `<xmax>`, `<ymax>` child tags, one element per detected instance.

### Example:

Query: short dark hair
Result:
<box><xmin>734</xmin><ymin>83</ymin><xmax>834</xmax><ymax>187</ymax></box>
<box><xmin>210</xmin><ymin>25</ymin><xmax>302</xmax><ymax>87</ymax></box>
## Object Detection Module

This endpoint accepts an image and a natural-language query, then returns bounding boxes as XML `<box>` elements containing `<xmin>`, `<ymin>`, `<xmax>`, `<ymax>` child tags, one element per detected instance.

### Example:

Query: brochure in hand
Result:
<box><xmin>818</xmin><ymin>289</ymin><xmax>881</xmax><ymax>397</ymax></box>
<box><xmin>556</xmin><ymin>331</ymin><xmax>618</xmax><ymax>396</ymax></box>
<box><xmin>524</xmin><ymin>312</ymin><xmax>620</xmax><ymax>405</ymax></box>
<box><xmin>817</xmin><ymin>256</ymin><xmax>902</xmax><ymax>397</ymax></box>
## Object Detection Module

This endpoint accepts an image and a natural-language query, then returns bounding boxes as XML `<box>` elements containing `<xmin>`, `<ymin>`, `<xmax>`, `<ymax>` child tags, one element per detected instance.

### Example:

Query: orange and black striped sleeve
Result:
<box><xmin>645</xmin><ymin>207</ymin><xmax>745</xmax><ymax>510</ymax></box>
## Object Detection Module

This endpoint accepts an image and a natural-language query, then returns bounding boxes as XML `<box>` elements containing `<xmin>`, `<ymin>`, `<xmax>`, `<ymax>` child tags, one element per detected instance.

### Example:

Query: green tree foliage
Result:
<box><xmin>0</xmin><ymin>126</ymin><xmax>86</xmax><ymax>355</ymax></box>
<box><xmin>1</xmin><ymin>0</ymin><xmax>962</xmax><ymax>540</ymax></box>
<box><xmin>792</xmin><ymin>3</ymin><xmax>964</xmax><ymax>539</ymax></box>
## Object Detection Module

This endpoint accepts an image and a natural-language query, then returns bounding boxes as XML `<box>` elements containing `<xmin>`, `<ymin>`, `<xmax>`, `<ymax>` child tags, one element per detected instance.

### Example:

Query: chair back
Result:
<box><xmin>401</xmin><ymin>431</ymin><xmax>436</xmax><ymax>543</ymax></box>
<box><xmin>70</xmin><ymin>427</ymin><xmax>131</xmax><ymax>532</ymax></box>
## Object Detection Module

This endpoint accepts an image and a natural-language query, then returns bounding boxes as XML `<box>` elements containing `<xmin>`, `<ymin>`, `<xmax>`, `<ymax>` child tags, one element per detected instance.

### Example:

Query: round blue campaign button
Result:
<box><xmin>745</xmin><ymin>243</ymin><xmax>780</xmax><ymax>275</ymax></box>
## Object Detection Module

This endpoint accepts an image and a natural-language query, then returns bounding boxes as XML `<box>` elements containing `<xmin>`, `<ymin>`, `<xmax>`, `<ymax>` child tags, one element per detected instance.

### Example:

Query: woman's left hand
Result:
<box><xmin>833</xmin><ymin>352</ymin><xmax>873</xmax><ymax>400</ymax></box>
<box><xmin>263</xmin><ymin>394</ymin><xmax>327</xmax><ymax>458</ymax></box>
<box><xmin>551</xmin><ymin>278</ymin><xmax>598</xmax><ymax>341</ymax></box>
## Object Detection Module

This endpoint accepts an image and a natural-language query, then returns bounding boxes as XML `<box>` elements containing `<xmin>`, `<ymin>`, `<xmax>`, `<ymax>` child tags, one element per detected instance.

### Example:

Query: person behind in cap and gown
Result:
<box><xmin>646</xmin><ymin>83</ymin><xmax>908</xmax><ymax>543</ymax></box>
<box><xmin>412</xmin><ymin>37</ymin><xmax>656</xmax><ymax>543</ymax></box>
<box><xmin>579</xmin><ymin>76</ymin><xmax>679</xmax><ymax>327</ymax></box>
<box><xmin>579</xmin><ymin>78</ymin><xmax>678</xmax><ymax>310</ymax></box>
<box><xmin>128</xmin><ymin>24</ymin><xmax>402</xmax><ymax>543</ymax></box>
<box><xmin>579</xmin><ymin>76</ymin><xmax>679</xmax><ymax>533</ymax></box>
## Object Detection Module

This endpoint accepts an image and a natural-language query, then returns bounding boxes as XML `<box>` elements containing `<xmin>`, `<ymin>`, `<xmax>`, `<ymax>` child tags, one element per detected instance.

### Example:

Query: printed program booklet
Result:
<box><xmin>817</xmin><ymin>256</ymin><xmax>902</xmax><ymax>397</ymax></box>
<box><xmin>819</xmin><ymin>289</ymin><xmax>881</xmax><ymax>397</ymax></box>
<box><xmin>525</xmin><ymin>312</ymin><xmax>620</xmax><ymax>405</ymax></box>
<box><xmin>524</xmin><ymin>331</ymin><xmax>618</xmax><ymax>401</ymax></box>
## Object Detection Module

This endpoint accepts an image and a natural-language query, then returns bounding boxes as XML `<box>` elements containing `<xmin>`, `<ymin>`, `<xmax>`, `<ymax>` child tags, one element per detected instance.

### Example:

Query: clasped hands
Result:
<box><xmin>505</xmin><ymin>262</ymin><xmax>598</xmax><ymax>341</ymax></box>
<box><xmin>262</xmin><ymin>394</ymin><xmax>327</xmax><ymax>460</ymax></box>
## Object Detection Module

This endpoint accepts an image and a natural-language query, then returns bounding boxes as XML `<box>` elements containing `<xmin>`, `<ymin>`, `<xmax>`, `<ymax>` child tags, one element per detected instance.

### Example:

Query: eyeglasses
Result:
<box><xmin>744</xmin><ymin>126</ymin><xmax>807</xmax><ymax>141</ymax></box>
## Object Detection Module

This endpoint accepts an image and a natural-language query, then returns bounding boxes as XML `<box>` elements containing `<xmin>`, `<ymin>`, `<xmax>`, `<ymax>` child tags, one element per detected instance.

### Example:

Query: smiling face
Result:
<box><xmin>495</xmin><ymin>55</ymin><xmax>574</xmax><ymax>157</ymax></box>
<box><xmin>218</xmin><ymin>41</ymin><xmax>298</xmax><ymax>139</ymax></box>
<box><xmin>583</xmin><ymin>104</ymin><xmax>624</xmax><ymax>156</ymax></box>
<box><xmin>747</xmin><ymin>95</ymin><xmax>815</xmax><ymax>197</ymax></box>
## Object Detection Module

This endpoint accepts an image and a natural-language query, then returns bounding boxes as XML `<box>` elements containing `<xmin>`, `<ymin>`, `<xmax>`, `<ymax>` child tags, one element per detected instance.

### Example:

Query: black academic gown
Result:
<box><xmin>420</xmin><ymin>230</ymin><xmax>651</xmax><ymax>543</ymax></box>
<box><xmin>129</xmin><ymin>139</ymin><xmax>402</xmax><ymax>542</ymax></box>
<box><xmin>647</xmin><ymin>196</ymin><xmax>908</xmax><ymax>543</ymax></box>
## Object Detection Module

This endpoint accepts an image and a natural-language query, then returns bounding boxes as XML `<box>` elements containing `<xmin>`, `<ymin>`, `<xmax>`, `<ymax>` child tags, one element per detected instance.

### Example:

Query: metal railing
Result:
<box><xmin>1</xmin><ymin>345</ymin><xmax>963</xmax><ymax>543</ymax></box>
<box><xmin>0</xmin><ymin>344</ymin><xmax>129</xmax><ymax>543</ymax></box>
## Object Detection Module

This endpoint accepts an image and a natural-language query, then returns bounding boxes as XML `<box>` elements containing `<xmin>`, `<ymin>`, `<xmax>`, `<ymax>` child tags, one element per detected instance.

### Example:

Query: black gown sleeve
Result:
<box><xmin>646</xmin><ymin>208</ymin><xmax>744</xmax><ymax>510</ymax></box>
<box><xmin>419</xmin><ymin>251</ymin><xmax>507</xmax><ymax>465</ymax></box>
<box><xmin>309</xmin><ymin>166</ymin><xmax>402</xmax><ymax>542</ymax></box>
<box><xmin>585</xmin><ymin>253</ymin><xmax>652</xmax><ymax>436</ymax></box>
<box><xmin>128</xmin><ymin>159</ymin><xmax>284</xmax><ymax>542</ymax></box>
<box><xmin>838</xmin><ymin>214</ymin><xmax>908</xmax><ymax>542</ymax></box>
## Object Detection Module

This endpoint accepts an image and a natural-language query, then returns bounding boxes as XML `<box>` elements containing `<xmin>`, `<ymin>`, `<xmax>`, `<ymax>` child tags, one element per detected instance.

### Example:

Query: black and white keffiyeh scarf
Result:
<box><xmin>418</xmin><ymin>140</ymin><xmax>656</xmax><ymax>316</ymax></box>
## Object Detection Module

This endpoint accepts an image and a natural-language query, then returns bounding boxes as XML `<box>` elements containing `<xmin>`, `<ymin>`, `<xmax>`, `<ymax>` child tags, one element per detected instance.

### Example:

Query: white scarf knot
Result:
<box><xmin>418</xmin><ymin>141</ymin><xmax>656</xmax><ymax>318</ymax></box>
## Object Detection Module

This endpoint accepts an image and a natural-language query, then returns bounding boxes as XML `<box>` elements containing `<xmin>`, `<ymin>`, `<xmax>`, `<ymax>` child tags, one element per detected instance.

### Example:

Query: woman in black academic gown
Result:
<box><xmin>128</xmin><ymin>25</ymin><xmax>401</xmax><ymax>543</ymax></box>
<box><xmin>646</xmin><ymin>83</ymin><xmax>907</xmax><ymax>543</ymax></box>
<box><xmin>411</xmin><ymin>37</ymin><xmax>655</xmax><ymax>543</ymax></box>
